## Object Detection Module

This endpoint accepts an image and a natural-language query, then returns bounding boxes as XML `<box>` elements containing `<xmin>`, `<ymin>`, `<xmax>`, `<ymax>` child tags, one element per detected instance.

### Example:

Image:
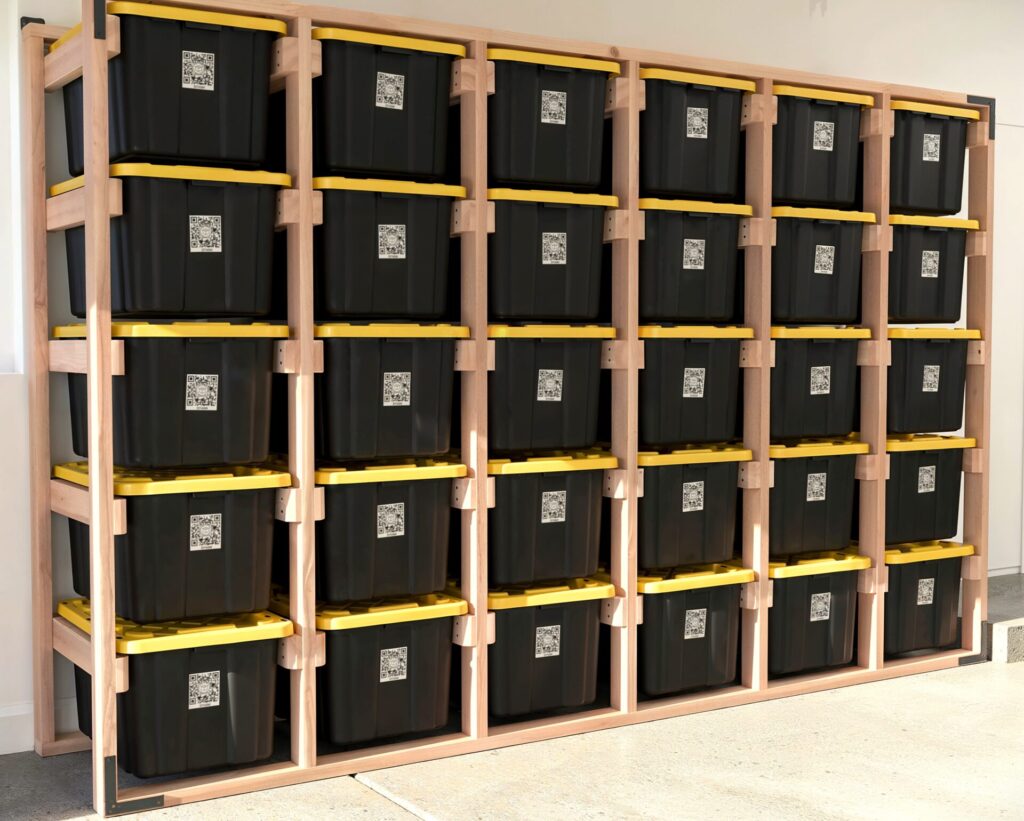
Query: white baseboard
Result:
<box><xmin>0</xmin><ymin>697</ymin><xmax>79</xmax><ymax>756</ymax></box>
<box><xmin>989</xmin><ymin>566</ymin><xmax>1022</xmax><ymax>577</ymax></box>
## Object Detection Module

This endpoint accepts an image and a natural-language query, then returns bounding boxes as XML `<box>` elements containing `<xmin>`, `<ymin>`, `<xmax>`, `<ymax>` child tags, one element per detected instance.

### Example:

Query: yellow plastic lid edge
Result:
<box><xmin>311</xmin><ymin>27</ymin><xmax>465</xmax><ymax>57</ymax></box>
<box><xmin>487</xmin><ymin>48</ymin><xmax>620</xmax><ymax>75</ymax></box>
<box><xmin>768</xmin><ymin>552</ymin><xmax>872</xmax><ymax>579</ymax></box>
<box><xmin>771</xmin><ymin>326</ymin><xmax>872</xmax><ymax>339</ymax></box>
<box><xmin>773</xmin><ymin>84</ymin><xmax>874</xmax><ymax>107</ymax></box>
<box><xmin>314</xmin><ymin>323</ymin><xmax>470</xmax><ymax>339</ymax></box>
<box><xmin>891</xmin><ymin>100</ymin><xmax>981</xmax><ymax>120</ymax></box>
<box><xmin>887</xmin><ymin>327</ymin><xmax>981</xmax><ymax>340</ymax></box>
<box><xmin>50</xmin><ymin>164</ymin><xmax>291</xmax><ymax>197</ymax></box>
<box><xmin>315</xmin><ymin>463</ymin><xmax>468</xmax><ymax>485</ymax></box>
<box><xmin>52</xmin><ymin>321</ymin><xmax>289</xmax><ymax>339</ymax></box>
<box><xmin>487</xmin><ymin>454</ymin><xmax>618</xmax><ymax>475</ymax></box>
<box><xmin>488</xmin><ymin>188</ymin><xmax>619</xmax><ymax>208</ymax></box>
<box><xmin>885</xmin><ymin>435</ymin><xmax>976</xmax><ymax>453</ymax></box>
<box><xmin>488</xmin><ymin>324</ymin><xmax>616</xmax><ymax>340</ymax></box>
<box><xmin>770</xmin><ymin>440</ymin><xmax>870</xmax><ymax>459</ymax></box>
<box><xmin>487</xmin><ymin>580</ymin><xmax>616</xmax><ymax>610</ymax></box>
<box><xmin>884</xmin><ymin>541</ymin><xmax>975</xmax><ymax>564</ymax></box>
<box><xmin>639</xmin><ymin>566</ymin><xmax>756</xmax><ymax>594</ymax></box>
<box><xmin>638</xmin><ymin>198</ymin><xmax>753</xmax><ymax>216</ymax></box>
<box><xmin>639</xmin><ymin>325</ymin><xmax>754</xmax><ymax>340</ymax></box>
<box><xmin>53</xmin><ymin>462</ymin><xmax>292</xmax><ymax>496</ymax></box>
<box><xmin>772</xmin><ymin>206</ymin><xmax>876</xmax><ymax>223</ymax></box>
<box><xmin>637</xmin><ymin>446</ymin><xmax>753</xmax><ymax>467</ymax></box>
<box><xmin>638</xmin><ymin>67</ymin><xmax>755</xmax><ymax>93</ymax></box>
<box><xmin>316</xmin><ymin>598</ymin><xmax>469</xmax><ymax>630</ymax></box>
<box><xmin>889</xmin><ymin>215</ymin><xmax>979</xmax><ymax>230</ymax></box>
<box><xmin>314</xmin><ymin>177</ymin><xmax>466</xmax><ymax>198</ymax></box>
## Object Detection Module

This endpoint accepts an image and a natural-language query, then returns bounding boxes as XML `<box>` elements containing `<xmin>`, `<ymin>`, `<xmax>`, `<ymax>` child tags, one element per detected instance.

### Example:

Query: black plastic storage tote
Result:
<box><xmin>887</xmin><ymin>328</ymin><xmax>976</xmax><ymax>434</ymax></box>
<box><xmin>768</xmin><ymin>550</ymin><xmax>869</xmax><ymax>676</ymax></box>
<box><xmin>639</xmin><ymin>68</ymin><xmax>754</xmax><ymax>200</ymax></box>
<box><xmin>638</xmin><ymin>199</ymin><xmax>751</xmax><ymax>323</ymax></box>
<box><xmin>63</xmin><ymin>598</ymin><xmax>290</xmax><ymax>777</ymax></box>
<box><xmin>770</xmin><ymin>326</ymin><xmax>868</xmax><ymax>440</ymax></box>
<box><xmin>489</xmin><ymin>325</ymin><xmax>612</xmax><ymax>453</ymax></box>
<box><xmin>769</xmin><ymin>439</ymin><xmax>868</xmax><ymax>558</ymax></box>
<box><xmin>53</xmin><ymin>165</ymin><xmax>288</xmax><ymax>319</ymax></box>
<box><xmin>314</xmin><ymin>177</ymin><xmax>465</xmax><ymax>319</ymax></box>
<box><xmin>315</xmin><ymin>323</ymin><xmax>467</xmax><ymax>460</ymax></box>
<box><xmin>57</xmin><ymin>2</ymin><xmax>284</xmax><ymax>177</ymax></box>
<box><xmin>489</xmin><ymin>189</ymin><xmax>618</xmax><ymax>321</ymax></box>
<box><xmin>57</xmin><ymin>463</ymin><xmax>289</xmax><ymax>623</ymax></box>
<box><xmin>772</xmin><ymin>85</ymin><xmax>874</xmax><ymax>208</ymax></box>
<box><xmin>488</xmin><ymin>452</ymin><xmax>616</xmax><ymax>586</ymax></box>
<box><xmin>885</xmin><ymin>435</ymin><xmax>974</xmax><ymax>545</ymax></box>
<box><xmin>772</xmin><ymin>207</ymin><xmax>874</xmax><ymax>324</ymax></box>
<box><xmin>638</xmin><ymin>563</ymin><xmax>753</xmax><ymax>697</ymax></box>
<box><xmin>313</xmin><ymin>27</ymin><xmax>464</xmax><ymax>179</ymax></box>
<box><xmin>639</xmin><ymin>325</ymin><xmax>750</xmax><ymax>446</ymax></box>
<box><xmin>638</xmin><ymin>444</ymin><xmax>750</xmax><ymax>569</ymax></box>
<box><xmin>889</xmin><ymin>215</ymin><xmax>977</xmax><ymax>323</ymax></box>
<box><xmin>486</xmin><ymin>578</ymin><xmax>613</xmax><ymax>718</ymax></box>
<box><xmin>488</xmin><ymin>49</ymin><xmax>620</xmax><ymax>189</ymax></box>
<box><xmin>58</xmin><ymin>322</ymin><xmax>285</xmax><ymax>469</ymax></box>
<box><xmin>890</xmin><ymin>100</ymin><xmax>979</xmax><ymax>216</ymax></box>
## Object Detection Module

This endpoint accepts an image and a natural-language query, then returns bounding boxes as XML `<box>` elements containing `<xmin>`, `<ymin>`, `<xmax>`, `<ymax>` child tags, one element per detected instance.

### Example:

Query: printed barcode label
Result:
<box><xmin>542</xmin><ymin>232</ymin><xmax>567</xmax><ymax>265</ymax></box>
<box><xmin>189</xmin><ymin>215</ymin><xmax>222</xmax><ymax>253</ymax></box>
<box><xmin>923</xmin><ymin>133</ymin><xmax>941</xmax><ymax>162</ymax></box>
<box><xmin>921</xmin><ymin>250</ymin><xmax>940</xmax><ymax>278</ymax></box>
<box><xmin>375</xmin><ymin>71</ymin><xmax>405</xmax><ymax>110</ymax></box>
<box><xmin>922</xmin><ymin>364</ymin><xmax>941</xmax><ymax>393</ymax></box>
<box><xmin>537</xmin><ymin>369</ymin><xmax>564</xmax><ymax>402</ymax></box>
<box><xmin>813</xmin><ymin>120</ymin><xmax>835</xmax><ymax>151</ymax></box>
<box><xmin>377</xmin><ymin>502</ymin><xmax>405</xmax><ymax>538</ymax></box>
<box><xmin>683</xmin><ymin>367</ymin><xmax>706</xmax><ymax>399</ymax></box>
<box><xmin>917</xmin><ymin>578</ymin><xmax>935</xmax><ymax>605</ymax></box>
<box><xmin>188</xmin><ymin>670</ymin><xmax>220</xmax><ymax>710</ymax></box>
<box><xmin>535</xmin><ymin>625</ymin><xmax>561</xmax><ymax>658</ymax></box>
<box><xmin>185</xmin><ymin>373</ymin><xmax>219</xmax><ymax>412</ymax></box>
<box><xmin>684</xmin><ymin>608</ymin><xmax>707</xmax><ymax>639</ymax></box>
<box><xmin>541</xmin><ymin>490</ymin><xmax>567</xmax><ymax>524</ymax></box>
<box><xmin>382</xmin><ymin>371</ymin><xmax>412</xmax><ymax>407</ymax></box>
<box><xmin>917</xmin><ymin>465</ymin><xmax>936</xmax><ymax>494</ymax></box>
<box><xmin>682</xmin><ymin>480</ymin><xmax>704</xmax><ymax>513</ymax></box>
<box><xmin>809</xmin><ymin>365</ymin><xmax>831</xmax><ymax>396</ymax></box>
<box><xmin>813</xmin><ymin>244</ymin><xmax>836</xmax><ymax>275</ymax></box>
<box><xmin>686</xmin><ymin>106</ymin><xmax>709</xmax><ymax>139</ymax></box>
<box><xmin>683</xmin><ymin>238</ymin><xmax>706</xmax><ymax>270</ymax></box>
<box><xmin>378</xmin><ymin>224</ymin><xmax>407</xmax><ymax>259</ymax></box>
<box><xmin>806</xmin><ymin>472</ymin><xmax>827</xmax><ymax>502</ymax></box>
<box><xmin>810</xmin><ymin>592</ymin><xmax>831</xmax><ymax>622</ymax></box>
<box><xmin>181</xmin><ymin>50</ymin><xmax>215</xmax><ymax>91</ymax></box>
<box><xmin>380</xmin><ymin>647</ymin><xmax>408</xmax><ymax>683</ymax></box>
<box><xmin>540</xmin><ymin>89</ymin><xmax>567</xmax><ymax>125</ymax></box>
<box><xmin>189</xmin><ymin>513</ymin><xmax>222</xmax><ymax>551</ymax></box>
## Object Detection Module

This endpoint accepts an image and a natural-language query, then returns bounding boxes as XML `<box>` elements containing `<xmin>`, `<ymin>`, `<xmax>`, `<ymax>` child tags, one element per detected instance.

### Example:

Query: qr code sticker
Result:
<box><xmin>683</xmin><ymin>238</ymin><xmax>706</xmax><ymax>270</ymax></box>
<box><xmin>682</xmin><ymin>480</ymin><xmax>705</xmax><ymax>513</ymax></box>
<box><xmin>686</xmin><ymin>106</ymin><xmax>709</xmax><ymax>139</ymax></box>
<box><xmin>382</xmin><ymin>372</ymin><xmax>412</xmax><ymax>407</ymax></box>
<box><xmin>922</xmin><ymin>364</ymin><xmax>941</xmax><ymax>393</ymax></box>
<box><xmin>185</xmin><ymin>373</ymin><xmax>219</xmax><ymax>412</ymax></box>
<box><xmin>542</xmin><ymin>232</ymin><xmax>567</xmax><ymax>265</ymax></box>
<box><xmin>918</xmin><ymin>465</ymin><xmax>937</xmax><ymax>494</ymax></box>
<box><xmin>377</xmin><ymin>502</ymin><xmax>406</xmax><ymax>538</ymax></box>
<box><xmin>917</xmin><ymin>577</ymin><xmax>935</xmax><ymax>606</ymax></box>
<box><xmin>189</xmin><ymin>215</ymin><xmax>222</xmax><ymax>253</ymax></box>
<box><xmin>378</xmin><ymin>224</ymin><xmax>407</xmax><ymax>260</ymax></box>
<box><xmin>189</xmin><ymin>513</ymin><xmax>222</xmax><ymax>551</ymax></box>
<box><xmin>379</xmin><ymin>647</ymin><xmax>408</xmax><ymax>683</ymax></box>
<box><xmin>810</xmin><ymin>592</ymin><xmax>831</xmax><ymax>622</ymax></box>
<box><xmin>684</xmin><ymin>608</ymin><xmax>707</xmax><ymax>640</ymax></box>
<box><xmin>375</xmin><ymin>71</ymin><xmax>405</xmax><ymax>110</ymax></box>
<box><xmin>181</xmin><ymin>50</ymin><xmax>215</xmax><ymax>91</ymax></box>
<box><xmin>921</xmin><ymin>249</ymin><xmax>940</xmax><ymax>278</ymax></box>
<box><xmin>922</xmin><ymin>133</ymin><xmax>941</xmax><ymax>162</ymax></box>
<box><xmin>541</xmin><ymin>490</ymin><xmax>567</xmax><ymax>524</ymax></box>
<box><xmin>806</xmin><ymin>471</ymin><xmax>827</xmax><ymax>502</ymax></box>
<box><xmin>683</xmin><ymin>367</ymin><xmax>705</xmax><ymax>399</ymax></box>
<box><xmin>813</xmin><ymin>244</ymin><xmax>835</xmax><ymax>275</ymax></box>
<box><xmin>535</xmin><ymin>625</ymin><xmax>561</xmax><ymax>658</ymax></box>
<box><xmin>812</xmin><ymin>120</ymin><xmax>835</xmax><ymax>151</ymax></box>
<box><xmin>536</xmin><ymin>369</ymin><xmax>564</xmax><ymax>402</ymax></box>
<box><xmin>188</xmin><ymin>670</ymin><xmax>220</xmax><ymax>710</ymax></box>
<box><xmin>540</xmin><ymin>89</ymin><xmax>567</xmax><ymax>125</ymax></box>
<box><xmin>809</xmin><ymin>365</ymin><xmax>831</xmax><ymax>396</ymax></box>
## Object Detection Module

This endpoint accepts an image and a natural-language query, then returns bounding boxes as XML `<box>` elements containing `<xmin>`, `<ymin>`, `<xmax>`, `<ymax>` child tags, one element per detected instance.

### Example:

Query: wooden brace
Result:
<box><xmin>451</xmin><ymin>200</ymin><xmax>495</xmax><ymax>235</ymax></box>
<box><xmin>966</xmin><ymin>340</ymin><xmax>987</xmax><ymax>366</ymax></box>
<box><xmin>48</xmin><ymin>339</ymin><xmax>125</xmax><ymax>376</ymax></box>
<box><xmin>600</xmin><ymin>596</ymin><xmax>640</xmax><ymax>627</ymax></box>
<box><xmin>278</xmin><ymin>631</ymin><xmax>326</xmax><ymax>669</ymax></box>
<box><xmin>274</xmin><ymin>339</ymin><xmax>324</xmax><ymax>374</ymax></box>
<box><xmin>451</xmin><ymin>476</ymin><xmax>495</xmax><ymax>510</ymax></box>
<box><xmin>604</xmin><ymin>209</ymin><xmax>643</xmax><ymax>242</ymax></box>
<box><xmin>276</xmin><ymin>189</ymin><xmax>323</xmax><ymax>229</ymax></box>
<box><xmin>739</xmin><ymin>340</ymin><xmax>766</xmax><ymax>368</ymax></box>
<box><xmin>276</xmin><ymin>486</ymin><xmax>325</xmax><ymax>523</ymax></box>
<box><xmin>857</xmin><ymin>566</ymin><xmax>887</xmax><ymax>594</ymax></box>
<box><xmin>741</xmin><ymin>92</ymin><xmax>777</xmax><ymax>127</ymax></box>
<box><xmin>50</xmin><ymin>478</ymin><xmax>127</xmax><ymax>536</ymax></box>
<box><xmin>46</xmin><ymin>180</ymin><xmax>123</xmax><ymax>232</ymax></box>
<box><xmin>451</xmin><ymin>58</ymin><xmax>494</xmax><ymax>97</ymax></box>
<box><xmin>857</xmin><ymin>339</ymin><xmax>891</xmax><ymax>367</ymax></box>
<box><xmin>962</xmin><ymin>448</ymin><xmax>985</xmax><ymax>474</ymax></box>
<box><xmin>604</xmin><ymin>468</ymin><xmax>640</xmax><ymax>499</ymax></box>
<box><xmin>738</xmin><ymin>217</ymin><xmax>775</xmax><ymax>248</ymax></box>
<box><xmin>43</xmin><ymin>15</ymin><xmax>119</xmax><ymax>92</ymax></box>
<box><xmin>453</xmin><ymin>613</ymin><xmax>496</xmax><ymax>646</ymax></box>
<box><xmin>965</xmin><ymin>231</ymin><xmax>988</xmax><ymax>258</ymax></box>
<box><xmin>855</xmin><ymin>453</ymin><xmax>888</xmax><ymax>481</ymax></box>
<box><xmin>270</xmin><ymin>37</ymin><xmax>322</xmax><ymax>92</ymax></box>
<box><xmin>738</xmin><ymin>460</ymin><xmax>771</xmax><ymax>489</ymax></box>
<box><xmin>52</xmin><ymin>616</ymin><xmax>129</xmax><ymax>693</ymax></box>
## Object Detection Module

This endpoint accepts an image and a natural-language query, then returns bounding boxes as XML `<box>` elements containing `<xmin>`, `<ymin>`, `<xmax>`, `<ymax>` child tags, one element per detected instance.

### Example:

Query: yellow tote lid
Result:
<box><xmin>488</xmin><ymin>324</ymin><xmax>616</xmax><ymax>339</ymax></box>
<box><xmin>768</xmin><ymin>550</ymin><xmax>871</xmax><ymax>579</ymax></box>
<box><xmin>887</xmin><ymin>327</ymin><xmax>981</xmax><ymax>340</ymax></box>
<box><xmin>771</xmin><ymin>326</ymin><xmax>871</xmax><ymax>339</ymax></box>
<box><xmin>771</xmin><ymin>206</ymin><xmax>876</xmax><ymax>223</ymax></box>
<box><xmin>313</xmin><ymin>177</ymin><xmax>466</xmax><ymax>198</ymax></box>
<box><xmin>52</xmin><ymin>321</ymin><xmax>288</xmax><ymax>339</ymax></box>
<box><xmin>639</xmin><ymin>325</ymin><xmax>753</xmax><ymax>339</ymax></box>
<box><xmin>315</xmin><ymin>323</ymin><xmax>470</xmax><ymax>339</ymax></box>
<box><xmin>770</xmin><ymin>438</ymin><xmax>870</xmax><ymax>459</ymax></box>
<box><xmin>488</xmin><ymin>188</ymin><xmax>618</xmax><ymax>207</ymax></box>
<box><xmin>53</xmin><ymin>462</ymin><xmax>291</xmax><ymax>496</ymax></box>
<box><xmin>638</xmin><ymin>198</ymin><xmax>753</xmax><ymax>216</ymax></box>
<box><xmin>488</xmin><ymin>451</ymin><xmax>617</xmax><ymax>475</ymax></box>
<box><xmin>639</xmin><ymin>68</ymin><xmax>755</xmax><ymax>93</ymax></box>
<box><xmin>884</xmin><ymin>540</ymin><xmax>975</xmax><ymax>565</ymax></box>
<box><xmin>889</xmin><ymin>215</ymin><xmax>979</xmax><ymax>230</ymax></box>
<box><xmin>312</xmin><ymin>27</ymin><xmax>465</xmax><ymax>57</ymax></box>
<box><xmin>637</xmin><ymin>563</ymin><xmax>756</xmax><ymax>594</ymax></box>
<box><xmin>58</xmin><ymin>598</ymin><xmax>292</xmax><ymax>655</ymax></box>
<box><xmin>891</xmin><ymin>100</ymin><xmax>980</xmax><ymax>121</ymax></box>
<box><xmin>485</xmin><ymin>578</ymin><xmax>616</xmax><ymax>610</ymax></box>
<box><xmin>773</xmin><ymin>84</ymin><xmax>874</xmax><ymax>107</ymax></box>
<box><xmin>886</xmin><ymin>434</ymin><xmax>976</xmax><ymax>453</ymax></box>
<box><xmin>637</xmin><ymin>444</ymin><xmax>752</xmax><ymax>467</ymax></box>
<box><xmin>316</xmin><ymin>459</ymin><xmax>466</xmax><ymax>485</ymax></box>
<box><xmin>487</xmin><ymin>48</ymin><xmax>620</xmax><ymax>75</ymax></box>
<box><xmin>49</xmin><ymin>163</ymin><xmax>291</xmax><ymax>197</ymax></box>
<box><xmin>271</xmin><ymin>589</ymin><xmax>467</xmax><ymax>630</ymax></box>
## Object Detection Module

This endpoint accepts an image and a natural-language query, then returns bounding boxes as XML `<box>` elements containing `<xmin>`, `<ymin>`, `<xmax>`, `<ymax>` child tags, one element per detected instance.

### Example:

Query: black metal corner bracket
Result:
<box><xmin>104</xmin><ymin>757</ymin><xmax>164</xmax><ymax>816</ymax></box>
<box><xmin>21</xmin><ymin>16</ymin><xmax>45</xmax><ymax>28</ymax></box>
<box><xmin>93</xmin><ymin>0</ymin><xmax>106</xmax><ymax>39</ymax></box>
<box><xmin>967</xmin><ymin>95</ymin><xmax>996</xmax><ymax>140</ymax></box>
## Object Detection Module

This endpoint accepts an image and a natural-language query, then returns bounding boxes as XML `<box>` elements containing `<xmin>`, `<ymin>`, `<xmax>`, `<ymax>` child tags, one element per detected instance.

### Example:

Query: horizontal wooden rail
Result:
<box><xmin>52</xmin><ymin>616</ymin><xmax>128</xmax><ymax>693</ymax></box>
<box><xmin>50</xmin><ymin>479</ymin><xmax>127</xmax><ymax>535</ymax></box>
<box><xmin>48</xmin><ymin>339</ymin><xmax>124</xmax><ymax>376</ymax></box>
<box><xmin>46</xmin><ymin>181</ymin><xmax>122</xmax><ymax>232</ymax></box>
<box><xmin>42</xmin><ymin>15</ymin><xmax>119</xmax><ymax>92</ymax></box>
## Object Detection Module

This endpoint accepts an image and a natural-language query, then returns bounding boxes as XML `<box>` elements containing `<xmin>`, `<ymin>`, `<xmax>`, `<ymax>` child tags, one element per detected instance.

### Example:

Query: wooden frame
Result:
<box><xmin>21</xmin><ymin>1</ymin><xmax>992</xmax><ymax>815</ymax></box>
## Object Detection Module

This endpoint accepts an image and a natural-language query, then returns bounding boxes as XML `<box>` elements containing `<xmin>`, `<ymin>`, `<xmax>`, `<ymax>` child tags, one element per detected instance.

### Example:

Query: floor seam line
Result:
<box><xmin>354</xmin><ymin>772</ymin><xmax>438</xmax><ymax>821</ymax></box>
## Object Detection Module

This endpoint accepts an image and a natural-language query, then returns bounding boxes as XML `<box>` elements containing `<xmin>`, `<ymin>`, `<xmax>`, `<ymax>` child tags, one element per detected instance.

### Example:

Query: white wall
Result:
<box><xmin>1</xmin><ymin>0</ymin><xmax>1022</xmax><ymax>754</ymax></box>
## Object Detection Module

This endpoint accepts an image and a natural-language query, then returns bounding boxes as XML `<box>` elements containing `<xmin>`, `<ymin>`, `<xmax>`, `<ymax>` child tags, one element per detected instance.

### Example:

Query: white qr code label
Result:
<box><xmin>379</xmin><ymin>647</ymin><xmax>408</xmax><ymax>683</ymax></box>
<box><xmin>375</xmin><ymin>71</ymin><xmax>405</xmax><ymax>110</ymax></box>
<box><xmin>378</xmin><ymin>224</ymin><xmax>407</xmax><ymax>259</ymax></box>
<box><xmin>181</xmin><ymin>50</ymin><xmax>215</xmax><ymax>91</ymax></box>
<box><xmin>188</xmin><ymin>670</ymin><xmax>220</xmax><ymax>710</ymax></box>
<box><xmin>806</xmin><ymin>472</ymin><xmax>827</xmax><ymax>502</ymax></box>
<box><xmin>686</xmin><ymin>106</ymin><xmax>709</xmax><ymax>139</ymax></box>
<box><xmin>923</xmin><ymin>133</ymin><xmax>941</xmax><ymax>162</ymax></box>
<box><xmin>683</xmin><ymin>238</ymin><xmax>706</xmax><ymax>270</ymax></box>
<box><xmin>682</xmin><ymin>480</ymin><xmax>705</xmax><ymax>513</ymax></box>
<box><xmin>921</xmin><ymin>250</ymin><xmax>940</xmax><ymax>278</ymax></box>
<box><xmin>185</xmin><ymin>373</ymin><xmax>219</xmax><ymax>412</ymax></box>
<box><xmin>917</xmin><ymin>578</ymin><xmax>935</xmax><ymax>606</ymax></box>
<box><xmin>377</xmin><ymin>503</ymin><xmax>405</xmax><ymax>538</ymax></box>
<box><xmin>189</xmin><ymin>513</ymin><xmax>222</xmax><ymax>551</ymax></box>
<box><xmin>684</xmin><ymin>608</ymin><xmax>707</xmax><ymax>639</ymax></box>
<box><xmin>918</xmin><ymin>465</ymin><xmax>936</xmax><ymax>494</ymax></box>
<box><xmin>536</xmin><ymin>369</ymin><xmax>564</xmax><ymax>402</ymax></box>
<box><xmin>813</xmin><ymin>120</ymin><xmax>835</xmax><ymax>151</ymax></box>
<box><xmin>542</xmin><ymin>232</ymin><xmax>567</xmax><ymax>265</ymax></box>
<box><xmin>382</xmin><ymin>372</ymin><xmax>412</xmax><ymax>407</ymax></box>
<box><xmin>810</xmin><ymin>592</ymin><xmax>831</xmax><ymax>622</ymax></box>
<box><xmin>809</xmin><ymin>365</ymin><xmax>831</xmax><ymax>396</ymax></box>
<box><xmin>922</xmin><ymin>365</ymin><xmax>941</xmax><ymax>393</ymax></box>
<box><xmin>540</xmin><ymin>90</ymin><xmax>567</xmax><ymax>125</ymax></box>
<box><xmin>535</xmin><ymin>625</ymin><xmax>561</xmax><ymax>658</ymax></box>
<box><xmin>683</xmin><ymin>367</ymin><xmax>706</xmax><ymax>399</ymax></box>
<box><xmin>189</xmin><ymin>215</ymin><xmax>222</xmax><ymax>253</ymax></box>
<box><xmin>813</xmin><ymin>244</ymin><xmax>836</xmax><ymax>275</ymax></box>
<box><xmin>541</xmin><ymin>490</ymin><xmax>567</xmax><ymax>524</ymax></box>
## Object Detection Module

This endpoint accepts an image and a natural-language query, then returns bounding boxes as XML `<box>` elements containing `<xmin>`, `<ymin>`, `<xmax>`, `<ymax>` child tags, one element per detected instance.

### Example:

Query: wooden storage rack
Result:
<box><xmin>21</xmin><ymin>1</ymin><xmax>994</xmax><ymax>815</ymax></box>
